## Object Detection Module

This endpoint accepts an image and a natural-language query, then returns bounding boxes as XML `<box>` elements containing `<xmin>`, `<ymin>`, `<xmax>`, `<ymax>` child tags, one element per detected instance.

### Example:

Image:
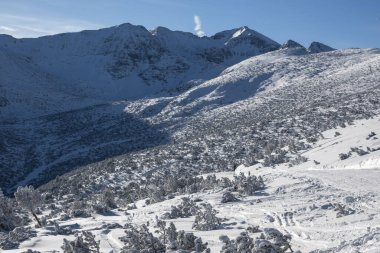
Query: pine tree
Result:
<box><xmin>166</xmin><ymin>222</ymin><xmax>178</xmax><ymax>250</ymax></box>
<box><xmin>192</xmin><ymin>203</ymin><xmax>221</xmax><ymax>231</ymax></box>
<box><xmin>0</xmin><ymin>189</ymin><xmax>19</xmax><ymax>231</ymax></box>
<box><xmin>14</xmin><ymin>186</ymin><xmax>43</xmax><ymax>227</ymax></box>
<box><xmin>61</xmin><ymin>231</ymin><xmax>100</xmax><ymax>253</ymax></box>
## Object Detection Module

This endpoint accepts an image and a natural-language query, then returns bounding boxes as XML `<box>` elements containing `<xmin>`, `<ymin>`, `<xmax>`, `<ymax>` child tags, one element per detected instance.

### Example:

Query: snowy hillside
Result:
<box><xmin>0</xmin><ymin>24</ymin><xmax>280</xmax><ymax>121</ymax></box>
<box><xmin>0</xmin><ymin>23</ymin><xmax>347</xmax><ymax>191</ymax></box>
<box><xmin>3</xmin><ymin>116</ymin><xmax>380</xmax><ymax>252</ymax></box>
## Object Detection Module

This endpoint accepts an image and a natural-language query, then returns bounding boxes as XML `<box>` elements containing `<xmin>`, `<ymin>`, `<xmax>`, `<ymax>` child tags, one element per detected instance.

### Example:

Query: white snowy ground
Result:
<box><xmin>7</xmin><ymin>116</ymin><xmax>380</xmax><ymax>252</ymax></box>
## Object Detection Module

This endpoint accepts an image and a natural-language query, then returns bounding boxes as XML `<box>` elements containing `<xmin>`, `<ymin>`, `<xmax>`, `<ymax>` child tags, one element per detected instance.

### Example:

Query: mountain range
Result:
<box><xmin>1</xmin><ymin>23</ymin><xmax>380</xmax><ymax>252</ymax></box>
<box><xmin>0</xmin><ymin>23</ymin><xmax>377</xmax><ymax>193</ymax></box>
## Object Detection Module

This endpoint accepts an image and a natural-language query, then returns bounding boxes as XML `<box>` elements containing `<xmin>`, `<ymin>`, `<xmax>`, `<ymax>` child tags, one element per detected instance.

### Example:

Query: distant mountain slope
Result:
<box><xmin>37</xmin><ymin>47</ymin><xmax>380</xmax><ymax>197</ymax></box>
<box><xmin>2</xmin><ymin>23</ymin><xmax>372</xmax><ymax>192</ymax></box>
<box><xmin>0</xmin><ymin>24</ymin><xmax>280</xmax><ymax>121</ymax></box>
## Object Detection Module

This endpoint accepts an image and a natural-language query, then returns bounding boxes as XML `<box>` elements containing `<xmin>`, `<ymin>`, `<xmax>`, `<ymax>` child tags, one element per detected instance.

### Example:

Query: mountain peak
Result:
<box><xmin>231</xmin><ymin>26</ymin><xmax>250</xmax><ymax>38</ymax></box>
<box><xmin>308</xmin><ymin>41</ymin><xmax>335</xmax><ymax>53</ymax></box>
<box><xmin>211</xmin><ymin>26</ymin><xmax>280</xmax><ymax>52</ymax></box>
<box><xmin>280</xmin><ymin>40</ymin><xmax>305</xmax><ymax>49</ymax></box>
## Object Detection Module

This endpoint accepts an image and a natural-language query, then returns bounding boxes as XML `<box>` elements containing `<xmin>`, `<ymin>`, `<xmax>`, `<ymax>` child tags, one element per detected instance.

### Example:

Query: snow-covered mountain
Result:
<box><xmin>0</xmin><ymin>24</ymin><xmax>280</xmax><ymax>121</ymax></box>
<box><xmin>1</xmin><ymin>23</ymin><xmax>380</xmax><ymax>252</ymax></box>
<box><xmin>1</xmin><ymin>23</ymin><xmax>378</xmax><ymax>191</ymax></box>
<box><xmin>1</xmin><ymin>23</ymin><xmax>342</xmax><ymax>189</ymax></box>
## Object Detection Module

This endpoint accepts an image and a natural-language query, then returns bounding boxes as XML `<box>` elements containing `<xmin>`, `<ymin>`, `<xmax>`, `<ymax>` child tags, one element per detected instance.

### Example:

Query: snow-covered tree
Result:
<box><xmin>221</xmin><ymin>192</ymin><xmax>239</xmax><ymax>203</ymax></box>
<box><xmin>100</xmin><ymin>188</ymin><xmax>117</xmax><ymax>209</ymax></box>
<box><xmin>166</xmin><ymin>222</ymin><xmax>178</xmax><ymax>250</ymax></box>
<box><xmin>235</xmin><ymin>232</ymin><xmax>253</xmax><ymax>252</ymax></box>
<box><xmin>154</xmin><ymin>216</ymin><xmax>167</xmax><ymax>244</ymax></box>
<box><xmin>219</xmin><ymin>235</ymin><xmax>237</xmax><ymax>253</ymax></box>
<box><xmin>0</xmin><ymin>189</ymin><xmax>19</xmax><ymax>231</ymax></box>
<box><xmin>194</xmin><ymin>237</ymin><xmax>209</xmax><ymax>253</ymax></box>
<box><xmin>61</xmin><ymin>231</ymin><xmax>100</xmax><ymax>253</ymax></box>
<box><xmin>263</xmin><ymin>228</ymin><xmax>292</xmax><ymax>253</ymax></box>
<box><xmin>1</xmin><ymin>226</ymin><xmax>37</xmax><ymax>250</ymax></box>
<box><xmin>119</xmin><ymin>224</ymin><xmax>165</xmax><ymax>252</ymax></box>
<box><xmin>164</xmin><ymin>197</ymin><xmax>199</xmax><ymax>219</ymax></box>
<box><xmin>220</xmin><ymin>228</ymin><xmax>294</xmax><ymax>253</ymax></box>
<box><xmin>233</xmin><ymin>173</ymin><xmax>264</xmax><ymax>196</ymax></box>
<box><xmin>192</xmin><ymin>203</ymin><xmax>221</xmax><ymax>231</ymax></box>
<box><xmin>176</xmin><ymin>230</ymin><xmax>198</xmax><ymax>251</ymax></box>
<box><xmin>14</xmin><ymin>186</ymin><xmax>43</xmax><ymax>227</ymax></box>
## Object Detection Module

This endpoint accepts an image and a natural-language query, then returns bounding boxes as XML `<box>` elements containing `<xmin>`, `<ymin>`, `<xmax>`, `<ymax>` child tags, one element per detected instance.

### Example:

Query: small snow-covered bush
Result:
<box><xmin>0</xmin><ymin>226</ymin><xmax>37</xmax><ymax>250</ymax></box>
<box><xmin>8</xmin><ymin>226</ymin><xmax>37</xmax><ymax>244</ymax></box>
<box><xmin>338</xmin><ymin>152</ymin><xmax>351</xmax><ymax>160</ymax></box>
<box><xmin>334</xmin><ymin>203</ymin><xmax>355</xmax><ymax>218</ymax></box>
<box><xmin>54</xmin><ymin>221</ymin><xmax>76</xmax><ymax>235</ymax></box>
<box><xmin>366</xmin><ymin>131</ymin><xmax>376</xmax><ymax>140</ymax></box>
<box><xmin>220</xmin><ymin>228</ymin><xmax>294</xmax><ymax>253</ymax></box>
<box><xmin>350</xmin><ymin>147</ymin><xmax>369</xmax><ymax>156</ymax></box>
<box><xmin>119</xmin><ymin>223</ymin><xmax>165</xmax><ymax>253</ymax></box>
<box><xmin>163</xmin><ymin>197</ymin><xmax>199</xmax><ymax>219</ymax></box>
<box><xmin>233</xmin><ymin>173</ymin><xmax>265</xmax><ymax>196</ymax></box>
<box><xmin>120</xmin><ymin>220</ymin><xmax>209</xmax><ymax>252</ymax></box>
<box><xmin>263</xmin><ymin>227</ymin><xmax>293</xmax><ymax>252</ymax></box>
<box><xmin>62</xmin><ymin>231</ymin><xmax>100</xmax><ymax>253</ymax></box>
<box><xmin>221</xmin><ymin>191</ymin><xmax>239</xmax><ymax>203</ymax></box>
<box><xmin>91</xmin><ymin>189</ymin><xmax>118</xmax><ymax>214</ymax></box>
<box><xmin>192</xmin><ymin>203</ymin><xmax>221</xmax><ymax>231</ymax></box>
<box><xmin>246</xmin><ymin>225</ymin><xmax>261</xmax><ymax>234</ymax></box>
<box><xmin>99</xmin><ymin>188</ymin><xmax>117</xmax><ymax>209</ymax></box>
<box><xmin>177</xmin><ymin>230</ymin><xmax>208</xmax><ymax>252</ymax></box>
<box><xmin>220</xmin><ymin>233</ymin><xmax>255</xmax><ymax>253</ymax></box>
<box><xmin>69</xmin><ymin>201</ymin><xmax>91</xmax><ymax>218</ymax></box>
<box><xmin>289</xmin><ymin>155</ymin><xmax>308</xmax><ymax>166</ymax></box>
<box><xmin>0</xmin><ymin>235</ymin><xmax>19</xmax><ymax>250</ymax></box>
<box><xmin>21</xmin><ymin>249</ymin><xmax>41</xmax><ymax>253</ymax></box>
<box><xmin>194</xmin><ymin>237</ymin><xmax>209</xmax><ymax>253</ymax></box>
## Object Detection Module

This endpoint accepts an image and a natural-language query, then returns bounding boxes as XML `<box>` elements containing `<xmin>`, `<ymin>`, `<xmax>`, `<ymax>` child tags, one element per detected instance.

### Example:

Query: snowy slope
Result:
<box><xmin>1</xmin><ymin>24</ymin><xmax>344</xmax><ymax>190</ymax></box>
<box><xmin>5</xmin><ymin>116</ymin><xmax>380</xmax><ymax>253</ymax></box>
<box><xmin>1</xmin><ymin>45</ymin><xmax>378</xmax><ymax>190</ymax></box>
<box><xmin>0</xmin><ymin>24</ymin><xmax>280</xmax><ymax>121</ymax></box>
<box><xmin>148</xmin><ymin>48</ymin><xmax>380</xmax><ymax>120</ymax></box>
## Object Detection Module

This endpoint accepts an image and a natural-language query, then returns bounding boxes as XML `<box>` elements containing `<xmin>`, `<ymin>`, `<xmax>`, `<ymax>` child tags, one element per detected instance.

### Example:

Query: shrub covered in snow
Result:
<box><xmin>61</xmin><ymin>231</ymin><xmax>100</xmax><ymax>253</ymax></box>
<box><xmin>0</xmin><ymin>226</ymin><xmax>37</xmax><ymax>250</ymax></box>
<box><xmin>221</xmin><ymin>191</ymin><xmax>240</xmax><ymax>203</ymax></box>
<box><xmin>192</xmin><ymin>203</ymin><xmax>222</xmax><ymax>231</ymax></box>
<box><xmin>220</xmin><ymin>228</ymin><xmax>294</xmax><ymax>253</ymax></box>
<box><xmin>68</xmin><ymin>201</ymin><xmax>91</xmax><ymax>218</ymax></box>
<box><xmin>0</xmin><ymin>189</ymin><xmax>20</xmax><ymax>231</ymax></box>
<box><xmin>177</xmin><ymin>230</ymin><xmax>209</xmax><ymax>252</ymax></box>
<box><xmin>120</xmin><ymin>220</ymin><xmax>209</xmax><ymax>252</ymax></box>
<box><xmin>233</xmin><ymin>173</ymin><xmax>265</xmax><ymax>196</ymax></box>
<box><xmin>163</xmin><ymin>197</ymin><xmax>199</xmax><ymax>219</ymax></box>
<box><xmin>54</xmin><ymin>221</ymin><xmax>76</xmax><ymax>235</ymax></box>
<box><xmin>119</xmin><ymin>223</ymin><xmax>166</xmax><ymax>253</ymax></box>
<box><xmin>334</xmin><ymin>203</ymin><xmax>355</xmax><ymax>218</ymax></box>
<box><xmin>339</xmin><ymin>152</ymin><xmax>351</xmax><ymax>160</ymax></box>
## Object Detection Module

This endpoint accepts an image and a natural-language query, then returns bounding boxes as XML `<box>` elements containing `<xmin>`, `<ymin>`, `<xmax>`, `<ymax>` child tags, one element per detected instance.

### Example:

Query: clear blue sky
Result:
<box><xmin>0</xmin><ymin>0</ymin><xmax>379</xmax><ymax>48</ymax></box>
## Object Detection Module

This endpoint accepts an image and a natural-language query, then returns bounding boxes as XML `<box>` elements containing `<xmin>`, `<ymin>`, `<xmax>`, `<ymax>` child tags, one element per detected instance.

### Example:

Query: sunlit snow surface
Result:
<box><xmin>6</xmin><ymin>116</ymin><xmax>380</xmax><ymax>252</ymax></box>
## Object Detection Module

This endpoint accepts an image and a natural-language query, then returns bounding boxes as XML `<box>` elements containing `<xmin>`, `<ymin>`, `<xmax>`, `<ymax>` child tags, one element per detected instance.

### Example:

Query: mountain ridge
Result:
<box><xmin>2</xmin><ymin>22</ymin><xmax>374</xmax><ymax>193</ymax></box>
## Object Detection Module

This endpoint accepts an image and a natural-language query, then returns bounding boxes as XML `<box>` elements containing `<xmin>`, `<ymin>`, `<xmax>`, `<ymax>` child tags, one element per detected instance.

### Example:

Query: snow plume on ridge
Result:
<box><xmin>194</xmin><ymin>15</ymin><xmax>206</xmax><ymax>37</ymax></box>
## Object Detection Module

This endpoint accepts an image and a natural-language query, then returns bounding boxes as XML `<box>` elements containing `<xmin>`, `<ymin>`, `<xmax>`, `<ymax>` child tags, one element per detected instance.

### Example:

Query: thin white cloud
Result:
<box><xmin>194</xmin><ymin>15</ymin><xmax>206</xmax><ymax>37</ymax></box>
<box><xmin>0</xmin><ymin>13</ymin><xmax>103</xmax><ymax>38</ymax></box>
<box><xmin>0</xmin><ymin>25</ymin><xmax>16</xmax><ymax>32</ymax></box>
